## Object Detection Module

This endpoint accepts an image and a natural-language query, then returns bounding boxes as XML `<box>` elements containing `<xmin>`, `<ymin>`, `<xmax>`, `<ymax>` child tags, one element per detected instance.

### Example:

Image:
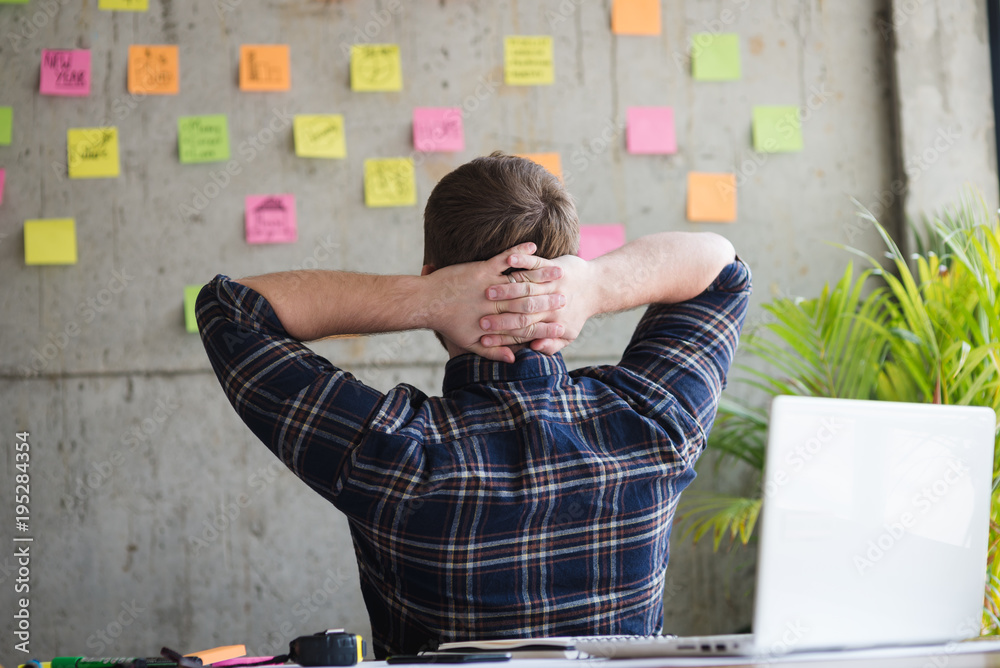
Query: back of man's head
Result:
<box><xmin>423</xmin><ymin>151</ymin><xmax>580</xmax><ymax>269</ymax></box>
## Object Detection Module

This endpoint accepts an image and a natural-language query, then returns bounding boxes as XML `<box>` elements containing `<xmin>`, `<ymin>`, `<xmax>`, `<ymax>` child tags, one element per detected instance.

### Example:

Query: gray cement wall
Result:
<box><xmin>0</xmin><ymin>0</ymin><xmax>988</xmax><ymax>661</ymax></box>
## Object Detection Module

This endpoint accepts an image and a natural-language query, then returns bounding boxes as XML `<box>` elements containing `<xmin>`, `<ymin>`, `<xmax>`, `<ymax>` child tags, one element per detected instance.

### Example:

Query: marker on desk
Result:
<box><xmin>49</xmin><ymin>657</ymin><xmax>198</xmax><ymax>668</ymax></box>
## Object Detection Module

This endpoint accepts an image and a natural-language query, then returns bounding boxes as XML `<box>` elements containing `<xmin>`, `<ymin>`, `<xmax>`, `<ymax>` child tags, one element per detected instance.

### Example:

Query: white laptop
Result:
<box><xmin>438</xmin><ymin>396</ymin><xmax>997</xmax><ymax>659</ymax></box>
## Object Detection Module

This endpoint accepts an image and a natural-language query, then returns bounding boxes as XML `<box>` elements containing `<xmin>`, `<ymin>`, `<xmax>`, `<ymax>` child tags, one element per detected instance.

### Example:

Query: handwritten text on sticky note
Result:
<box><xmin>240</xmin><ymin>44</ymin><xmax>291</xmax><ymax>92</ymax></box>
<box><xmin>413</xmin><ymin>107</ymin><xmax>464</xmax><ymax>152</ymax></box>
<box><xmin>687</xmin><ymin>172</ymin><xmax>737</xmax><ymax>223</ymax></box>
<box><xmin>24</xmin><ymin>218</ymin><xmax>77</xmax><ymax>265</ymax></box>
<box><xmin>627</xmin><ymin>107</ymin><xmax>676</xmax><ymax>154</ymax></box>
<box><xmin>128</xmin><ymin>45</ymin><xmax>179</xmax><ymax>94</ymax></box>
<box><xmin>351</xmin><ymin>44</ymin><xmax>402</xmax><ymax>91</ymax></box>
<box><xmin>364</xmin><ymin>158</ymin><xmax>416</xmax><ymax>207</ymax></box>
<box><xmin>505</xmin><ymin>36</ymin><xmax>554</xmax><ymax>85</ymax></box>
<box><xmin>294</xmin><ymin>115</ymin><xmax>346</xmax><ymax>159</ymax></box>
<box><xmin>178</xmin><ymin>115</ymin><xmax>230</xmax><ymax>164</ymax></box>
<box><xmin>67</xmin><ymin>127</ymin><xmax>121</xmax><ymax>179</ymax></box>
<box><xmin>40</xmin><ymin>49</ymin><xmax>91</xmax><ymax>96</ymax></box>
<box><xmin>245</xmin><ymin>195</ymin><xmax>297</xmax><ymax>244</ymax></box>
<box><xmin>578</xmin><ymin>224</ymin><xmax>626</xmax><ymax>261</ymax></box>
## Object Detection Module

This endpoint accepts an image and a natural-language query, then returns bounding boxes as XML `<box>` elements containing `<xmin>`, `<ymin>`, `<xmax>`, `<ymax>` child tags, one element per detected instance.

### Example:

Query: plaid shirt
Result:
<box><xmin>196</xmin><ymin>259</ymin><xmax>751</xmax><ymax>658</ymax></box>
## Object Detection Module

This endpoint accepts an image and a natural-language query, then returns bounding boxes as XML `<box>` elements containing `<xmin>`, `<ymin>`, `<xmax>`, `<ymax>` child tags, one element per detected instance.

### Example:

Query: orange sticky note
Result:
<box><xmin>239</xmin><ymin>44</ymin><xmax>290</xmax><ymax>92</ymax></box>
<box><xmin>687</xmin><ymin>173</ymin><xmax>737</xmax><ymax>223</ymax></box>
<box><xmin>612</xmin><ymin>0</ymin><xmax>662</xmax><ymax>36</ymax></box>
<box><xmin>518</xmin><ymin>153</ymin><xmax>562</xmax><ymax>181</ymax></box>
<box><xmin>128</xmin><ymin>45</ymin><xmax>179</xmax><ymax>94</ymax></box>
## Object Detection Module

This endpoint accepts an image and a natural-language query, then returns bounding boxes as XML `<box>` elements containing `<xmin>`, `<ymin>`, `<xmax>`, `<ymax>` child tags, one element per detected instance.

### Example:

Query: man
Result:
<box><xmin>197</xmin><ymin>152</ymin><xmax>751</xmax><ymax>658</ymax></box>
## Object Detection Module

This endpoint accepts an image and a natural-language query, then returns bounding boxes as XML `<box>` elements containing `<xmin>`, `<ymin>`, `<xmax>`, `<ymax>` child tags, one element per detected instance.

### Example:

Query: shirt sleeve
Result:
<box><xmin>582</xmin><ymin>259</ymin><xmax>752</xmax><ymax>466</ymax></box>
<box><xmin>195</xmin><ymin>274</ymin><xmax>386</xmax><ymax>506</ymax></box>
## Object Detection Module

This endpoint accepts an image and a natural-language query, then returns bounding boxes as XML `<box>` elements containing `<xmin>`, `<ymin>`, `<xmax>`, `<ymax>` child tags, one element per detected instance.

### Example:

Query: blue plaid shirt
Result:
<box><xmin>196</xmin><ymin>259</ymin><xmax>751</xmax><ymax>658</ymax></box>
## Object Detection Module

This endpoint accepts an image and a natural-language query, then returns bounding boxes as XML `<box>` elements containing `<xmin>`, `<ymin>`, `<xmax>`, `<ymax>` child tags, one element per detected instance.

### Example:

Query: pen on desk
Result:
<box><xmin>46</xmin><ymin>658</ymin><xmax>188</xmax><ymax>668</ymax></box>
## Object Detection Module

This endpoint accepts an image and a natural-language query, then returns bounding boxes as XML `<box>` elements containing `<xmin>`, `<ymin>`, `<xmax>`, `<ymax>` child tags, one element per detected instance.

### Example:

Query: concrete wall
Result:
<box><xmin>0</xmin><ymin>0</ymin><xmax>988</xmax><ymax>660</ymax></box>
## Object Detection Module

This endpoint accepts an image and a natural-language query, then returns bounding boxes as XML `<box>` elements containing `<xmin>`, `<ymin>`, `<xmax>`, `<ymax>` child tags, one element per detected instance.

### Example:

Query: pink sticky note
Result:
<box><xmin>413</xmin><ymin>107</ymin><xmax>464</xmax><ymax>152</ymax></box>
<box><xmin>578</xmin><ymin>224</ymin><xmax>626</xmax><ymax>261</ymax></box>
<box><xmin>245</xmin><ymin>194</ymin><xmax>297</xmax><ymax>244</ymax></box>
<box><xmin>0</xmin><ymin>168</ymin><xmax>5</xmax><ymax>206</ymax></box>
<box><xmin>627</xmin><ymin>107</ymin><xmax>676</xmax><ymax>154</ymax></box>
<box><xmin>40</xmin><ymin>49</ymin><xmax>91</xmax><ymax>96</ymax></box>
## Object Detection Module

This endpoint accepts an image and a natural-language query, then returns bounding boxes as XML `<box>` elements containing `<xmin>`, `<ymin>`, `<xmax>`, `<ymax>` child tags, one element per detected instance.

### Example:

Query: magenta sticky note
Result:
<box><xmin>627</xmin><ymin>107</ymin><xmax>676</xmax><ymax>154</ymax></box>
<box><xmin>578</xmin><ymin>224</ymin><xmax>626</xmax><ymax>261</ymax></box>
<box><xmin>0</xmin><ymin>168</ymin><xmax>5</xmax><ymax>206</ymax></box>
<box><xmin>413</xmin><ymin>107</ymin><xmax>464</xmax><ymax>152</ymax></box>
<box><xmin>245</xmin><ymin>194</ymin><xmax>297</xmax><ymax>244</ymax></box>
<box><xmin>40</xmin><ymin>49</ymin><xmax>91</xmax><ymax>96</ymax></box>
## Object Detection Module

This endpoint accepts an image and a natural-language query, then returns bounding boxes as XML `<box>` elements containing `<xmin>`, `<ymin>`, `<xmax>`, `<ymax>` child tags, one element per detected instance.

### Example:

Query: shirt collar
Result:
<box><xmin>442</xmin><ymin>349</ymin><xmax>568</xmax><ymax>394</ymax></box>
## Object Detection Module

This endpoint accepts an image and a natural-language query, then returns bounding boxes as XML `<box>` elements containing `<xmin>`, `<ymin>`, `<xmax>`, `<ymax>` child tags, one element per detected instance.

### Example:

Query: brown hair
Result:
<box><xmin>423</xmin><ymin>151</ymin><xmax>580</xmax><ymax>269</ymax></box>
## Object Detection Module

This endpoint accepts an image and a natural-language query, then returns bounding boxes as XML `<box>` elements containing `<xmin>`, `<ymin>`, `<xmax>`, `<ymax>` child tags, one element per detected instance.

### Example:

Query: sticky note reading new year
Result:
<box><xmin>99</xmin><ymin>0</ymin><xmax>148</xmax><ymax>9</ymax></box>
<box><xmin>245</xmin><ymin>195</ymin><xmax>297</xmax><ymax>244</ymax></box>
<box><xmin>40</xmin><ymin>49</ymin><xmax>91</xmax><ymax>96</ymax></box>
<box><xmin>0</xmin><ymin>106</ymin><xmax>11</xmax><ymax>146</ymax></box>
<box><xmin>692</xmin><ymin>33</ymin><xmax>741</xmax><ymax>81</ymax></box>
<box><xmin>24</xmin><ymin>218</ymin><xmax>77</xmax><ymax>265</ymax></box>
<box><xmin>578</xmin><ymin>224</ymin><xmax>626</xmax><ymax>261</ymax></box>
<box><xmin>240</xmin><ymin>45</ymin><xmax>291</xmax><ymax>92</ymax></box>
<box><xmin>128</xmin><ymin>45</ymin><xmax>179</xmax><ymax>94</ymax></box>
<box><xmin>413</xmin><ymin>107</ymin><xmax>464</xmax><ymax>152</ymax></box>
<box><xmin>753</xmin><ymin>106</ymin><xmax>803</xmax><ymax>153</ymax></box>
<box><xmin>612</xmin><ymin>0</ymin><xmax>661</xmax><ymax>36</ymax></box>
<box><xmin>687</xmin><ymin>172</ymin><xmax>737</xmax><ymax>223</ymax></box>
<box><xmin>67</xmin><ymin>127</ymin><xmax>120</xmax><ymax>179</ymax></box>
<box><xmin>178</xmin><ymin>115</ymin><xmax>230</xmax><ymax>164</ymax></box>
<box><xmin>505</xmin><ymin>36</ymin><xmax>554</xmax><ymax>85</ymax></box>
<box><xmin>518</xmin><ymin>153</ymin><xmax>562</xmax><ymax>181</ymax></box>
<box><xmin>293</xmin><ymin>115</ymin><xmax>346</xmax><ymax>158</ymax></box>
<box><xmin>351</xmin><ymin>44</ymin><xmax>402</xmax><ymax>92</ymax></box>
<box><xmin>627</xmin><ymin>107</ymin><xmax>676</xmax><ymax>154</ymax></box>
<box><xmin>364</xmin><ymin>158</ymin><xmax>416</xmax><ymax>207</ymax></box>
<box><xmin>184</xmin><ymin>285</ymin><xmax>202</xmax><ymax>333</ymax></box>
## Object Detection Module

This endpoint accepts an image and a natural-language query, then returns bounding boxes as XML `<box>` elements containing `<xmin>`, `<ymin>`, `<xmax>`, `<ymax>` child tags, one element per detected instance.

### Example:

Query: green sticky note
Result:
<box><xmin>24</xmin><ymin>218</ymin><xmax>77</xmax><ymax>265</ymax></box>
<box><xmin>184</xmin><ymin>285</ymin><xmax>203</xmax><ymax>333</ymax></box>
<box><xmin>0</xmin><ymin>107</ymin><xmax>11</xmax><ymax>145</ymax></box>
<box><xmin>68</xmin><ymin>127</ymin><xmax>121</xmax><ymax>178</ymax></box>
<box><xmin>364</xmin><ymin>158</ymin><xmax>416</xmax><ymax>207</ymax></box>
<box><xmin>0</xmin><ymin>0</ymin><xmax>31</xmax><ymax>4</ymax></box>
<box><xmin>99</xmin><ymin>0</ymin><xmax>149</xmax><ymax>10</ymax></box>
<box><xmin>178</xmin><ymin>115</ymin><xmax>230</xmax><ymax>164</ymax></box>
<box><xmin>692</xmin><ymin>33</ymin><xmax>741</xmax><ymax>81</ymax></box>
<box><xmin>294</xmin><ymin>114</ymin><xmax>346</xmax><ymax>158</ymax></box>
<box><xmin>753</xmin><ymin>106</ymin><xmax>803</xmax><ymax>153</ymax></box>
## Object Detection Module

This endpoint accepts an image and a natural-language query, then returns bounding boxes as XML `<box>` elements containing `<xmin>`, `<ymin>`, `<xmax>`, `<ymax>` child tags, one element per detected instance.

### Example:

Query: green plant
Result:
<box><xmin>678</xmin><ymin>190</ymin><xmax>1000</xmax><ymax>631</ymax></box>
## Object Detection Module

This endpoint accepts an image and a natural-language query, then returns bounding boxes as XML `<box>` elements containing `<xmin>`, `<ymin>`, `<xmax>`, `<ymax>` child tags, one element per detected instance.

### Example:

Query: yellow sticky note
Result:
<box><xmin>504</xmin><ymin>36</ymin><xmax>554</xmax><ymax>85</ymax></box>
<box><xmin>67</xmin><ymin>127</ymin><xmax>120</xmax><ymax>179</ymax></box>
<box><xmin>364</xmin><ymin>158</ymin><xmax>416</xmax><ymax>207</ymax></box>
<box><xmin>184</xmin><ymin>285</ymin><xmax>203</xmax><ymax>333</ymax></box>
<box><xmin>518</xmin><ymin>152</ymin><xmax>562</xmax><ymax>181</ymax></box>
<box><xmin>294</xmin><ymin>115</ymin><xmax>346</xmax><ymax>158</ymax></box>
<box><xmin>351</xmin><ymin>44</ymin><xmax>402</xmax><ymax>92</ymax></box>
<box><xmin>687</xmin><ymin>172</ymin><xmax>737</xmax><ymax>223</ymax></box>
<box><xmin>24</xmin><ymin>218</ymin><xmax>77</xmax><ymax>265</ymax></box>
<box><xmin>612</xmin><ymin>0</ymin><xmax>662</xmax><ymax>36</ymax></box>
<box><xmin>128</xmin><ymin>45</ymin><xmax>179</xmax><ymax>94</ymax></box>
<box><xmin>99</xmin><ymin>0</ymin><xmax>148</xmax><ymax>9</ymax></box>
<box><xmin>240</xmin><ymin>44</ymin><xmax>291</xmax><ymax>92</ymax></box>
